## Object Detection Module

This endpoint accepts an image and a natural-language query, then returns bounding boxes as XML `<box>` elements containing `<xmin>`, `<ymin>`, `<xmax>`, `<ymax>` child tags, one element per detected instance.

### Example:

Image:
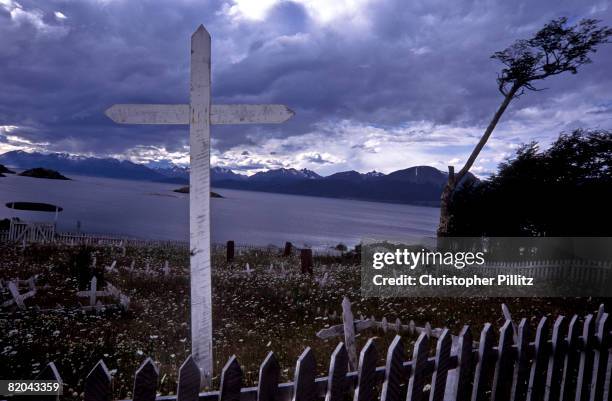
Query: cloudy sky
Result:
<box><xmin>1</xmin><ymin>0</ymin><xmax>611</xmax><ymax>176</ymax></box>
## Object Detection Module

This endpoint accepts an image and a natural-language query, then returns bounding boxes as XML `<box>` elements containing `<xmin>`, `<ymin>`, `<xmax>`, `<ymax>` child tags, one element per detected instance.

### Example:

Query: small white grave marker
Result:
<box><xmin>7</xmin><ymin>282</ymin><xmax>27</xmax><ymax>309</ymax></box>
<box><xmin>317</xmin><ymin>272</ymin><xmax>330</xmax><ymax>287</ymax></box>
<box><xmin>77</xmin><ymin>276</ymin><xmax>129</xmax><ymax>312</ymax></box>
<box><xmin>105</xmin><ymin>260</ymin><xmax>118</xmax><ymax>274</ymax></box>
<box><xmin>90</xmin><ymin>277</ymin><xmax>98</xmax><ymax>306</ymax></box>
<box><xmin>105</xmin><ymin>24</ymin><xmax>294</xmax><ymax>385</ymax></box>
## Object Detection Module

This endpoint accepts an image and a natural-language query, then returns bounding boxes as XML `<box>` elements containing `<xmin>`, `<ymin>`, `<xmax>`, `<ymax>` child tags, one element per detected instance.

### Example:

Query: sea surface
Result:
<box><xmin>0</xmin><ymin>174</ymin><xmax>439</xmax><ymax>248</ymax></box>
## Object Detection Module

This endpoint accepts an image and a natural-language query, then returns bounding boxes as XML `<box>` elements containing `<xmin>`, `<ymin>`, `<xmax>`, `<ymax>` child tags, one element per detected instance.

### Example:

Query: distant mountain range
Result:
<box><xmin>213</xmin><ymin>166</ymin><xmax>476</xmax><ymax>206</ymax></box>
<box><xmin>0</xmin><ymin>150</ymin><xmax>478</xmax><ymax>206</ymax></box>
<box><xmin>0</xmin><ymin>150</ymin><xmax>179</xmax><ymax>182</ymax></box>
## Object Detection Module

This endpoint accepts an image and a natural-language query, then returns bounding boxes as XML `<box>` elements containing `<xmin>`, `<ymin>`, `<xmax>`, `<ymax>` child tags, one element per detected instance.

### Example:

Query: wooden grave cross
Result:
<box><xmin>105</xmin><ymin>24</ymin><xmax>294</xmax><ymax>386</ymax></box>
<box><xmin>3</xmin><ymin>279</ymin><xmax>37</xmax><ymax>309</ymax></box>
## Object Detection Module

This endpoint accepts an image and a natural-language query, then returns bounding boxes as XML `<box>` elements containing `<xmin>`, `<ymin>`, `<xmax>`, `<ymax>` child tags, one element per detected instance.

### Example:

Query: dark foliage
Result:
<box><xmin>0</xmin><ymin>163</ymin><xmax>15</xmax><ymax>174</ymax></box>
<box><xmin>449</xmin><ymin>129</ymin><xmax>612</xmax><ymax>236</ymax></box>
<box><xmin>492</xmin><ymin>18</ymin><xmax>612</xmax><ymax>96</ymax></box>
<box><xmin>438</xmin><ymin>18</ymin><xmax>611</xmax><ymax>236</ymax></box>
<box><xmin>65</xmin><ymin>246</ymin><xmax>99</xmax><ymax>290</ymax></box>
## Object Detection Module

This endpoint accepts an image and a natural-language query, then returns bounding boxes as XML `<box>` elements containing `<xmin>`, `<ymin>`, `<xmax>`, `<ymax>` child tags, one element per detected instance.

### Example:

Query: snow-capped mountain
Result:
<box><xmin>0</xmin><ymin>150</ymin><xmax>167</xmax><ymax>181</ymax></box>
<box><xmin>250</xmin><ymin>168</ymin><xmax>321</xmax><ymax>182</ymax></box>
<box><xmin>146</xmin><ymin>161</ymin><xmax>190</xmax><ymax>183</ymax></box>
<box><xmin>365</xmin><ymin>170</ymin><xmax>385</xmax><ymax>178</ymax></box>
<box><xmin>211</xmin><ymin>167</ymin><xmax>247</xmax><ymax>181</ymax></box>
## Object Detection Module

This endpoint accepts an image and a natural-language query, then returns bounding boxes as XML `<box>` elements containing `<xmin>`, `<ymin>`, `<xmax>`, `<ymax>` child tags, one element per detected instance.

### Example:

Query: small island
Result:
<box><xmin>173</xmin><ymin>186</ymin><xmax>223</xmax><ymax>198</ymax></box>
<box><xmin>18</xmin><ymin>167</ymin><xmax>71</xmax><ymax>180</ymax></box>
<box><xmin>0</xmin><ymin>164</ymin><xmax>15</xmax><ymax>175</ymax></box>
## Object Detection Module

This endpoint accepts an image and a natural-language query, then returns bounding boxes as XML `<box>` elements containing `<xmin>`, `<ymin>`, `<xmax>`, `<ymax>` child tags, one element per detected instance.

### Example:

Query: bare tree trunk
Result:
<box><xmin>437</xmin><ymin>84</ymin><xmax>519</xmax><ymax>237</ymax></box>
<box><xmin>438</xmin><ymin>167</ymin><xmax>456</xmax><ymax>237</ymax></box>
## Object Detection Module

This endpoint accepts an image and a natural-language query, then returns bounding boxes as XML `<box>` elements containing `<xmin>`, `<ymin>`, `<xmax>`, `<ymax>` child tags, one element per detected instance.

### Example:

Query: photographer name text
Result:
<box><xmin>372</xmin><ymin>274</ymin><xmax>534</xmax><ymax>287</ymax></box>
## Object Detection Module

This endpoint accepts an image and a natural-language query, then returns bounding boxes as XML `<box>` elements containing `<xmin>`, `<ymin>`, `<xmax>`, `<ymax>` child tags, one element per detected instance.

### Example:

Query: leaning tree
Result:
<box><xmin>438</xmin><ymin>17</ymin><xmax>612</xmax><ymax>236</ymax></box>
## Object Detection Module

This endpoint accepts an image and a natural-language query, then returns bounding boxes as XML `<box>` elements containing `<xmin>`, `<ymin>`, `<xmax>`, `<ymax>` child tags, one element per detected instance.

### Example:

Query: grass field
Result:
<box><xmin>0</xmin><ymin>243</ymin><xmax>608</xmax><ymax>400</ymax></box>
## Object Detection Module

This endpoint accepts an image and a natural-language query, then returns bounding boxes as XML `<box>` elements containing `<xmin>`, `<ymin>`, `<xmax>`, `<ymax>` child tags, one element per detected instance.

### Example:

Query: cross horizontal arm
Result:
<box><xmin>212</xmin><ymin>104</ymin><xmax>294</xmax><ymax>124</ymax></box>
<box><xmin>106</xmin><ymin>104</ymin><xmax>187</xmax><ymax>125</ymax></box>
<box><xmin>105</xmin><ymin>104</ymin><xmax>294</xmax><ymax>125</ymax></box>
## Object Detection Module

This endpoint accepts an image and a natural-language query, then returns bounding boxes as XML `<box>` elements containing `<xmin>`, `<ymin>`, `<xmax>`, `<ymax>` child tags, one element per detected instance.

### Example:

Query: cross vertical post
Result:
<box><xmin>104</xmin><ymin>23</ymin><xmax>294</xmax><ymax>388</ymax></box>
<box><xmin>189</xmin><ymin>25</ymin><xmax>213</xmax><ymax>386</ymax></box>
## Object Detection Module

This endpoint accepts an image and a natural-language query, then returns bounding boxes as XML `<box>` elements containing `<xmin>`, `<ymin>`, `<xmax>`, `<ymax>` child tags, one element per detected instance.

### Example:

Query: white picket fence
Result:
<box><xmin>7</xmin><ymin>221</ymin><xmax>55</xmax><ymax>243</ymax></box>
<box><xmin>0</xmin><ymin>220</ymin><xmax>188</xmax><ymax>248</ymax></box>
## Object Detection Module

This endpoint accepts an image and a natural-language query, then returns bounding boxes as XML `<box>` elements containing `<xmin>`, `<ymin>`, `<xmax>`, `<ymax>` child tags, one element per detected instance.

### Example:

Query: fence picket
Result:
<box><xmin>527</xmin><ymin>317</ymin><xmax>549</xmax><ymax>401</ymax></box>
<box><xmin>492</xmin><ymin>321</ymin><xmax>515</xmax><ymax>401</ymax></box>
<box><xmin>381</xmin><ymin>335</ymin><xmax>405</xmax><ymax>401</ymax></box>
<box><xmin>325</xmin><ymin>343</ymin><xmax>349</xmax><ymax>401</ymax></box>
<box><xmin>293</xmin><ymin>347</ymin><xmax>316</xmax><ymax>401</ymax></box>
<box><xmin>407</xmin><ymin>332</ymin><xmax>429</xmax><ymax>401</ymax></box>
<box><xmin>595</xmin><ymin>304</ymin><xmax>605</xmax><ymax>327</ymax></box>
<box><xmin>258</xmin><ymin>352</ymin><xmax>280</xmax><ymax>401</ymax></box>
<box><xmin>454</xmin><ymin>326</ymin><xmax>474</xmax><ymax>401</ymax></box>
<box><xmin>430</xmin><ymin>328</ymin><xmax>452</xmax><ymax>401</ymax></box>
<box><xmin>544</xmin><ymin>316</ymin><xmax>568</xmax><ymax>401</ymax></box>
<box><xmin>560</xmin><ymin>315</ymin><xmax>581</xmax><ymax>401</ymax></box>
<box><xmin>176</xmin><ymin>355</ymin><xmax>201</xmax><ymax>401</ymax></box>
<box><xmin>133</xmin><ymin>358</ymin><xmax>158</xmax><ymax>401</ymax></box>
<box><xmin>85</xmin><ymin>360</ymin><xmax>112</xmax><ymax>401</ymax></box>
<box><xmin>354</xmin><ymin>338</ymin><xmax>378</xmax><ymax>401</ymax></box>
<box><xmin>342</xmin><ymin>297</ymin><xmax>358</xmax><ymax>370</ymax></box>
<box><xmin>471</xmin><ymin>323</ymin><xmax>495</xmax><ymax>401</ymax></box>
<box><xmin>34</xmin><ymin>362</ymin><xmax>62</xmax><ymax>401</ymax></box>
<box><xmin>575</xmin><ymin>314</ymin><xmax>596</xmax><ymax>401</ymax></box>
<box><xmin>591</xmin><ymin>313</ymin><xmax>610</xmax><ymax>401</ymax></box>
<box><xmin>11</xmin><ymin>306</ymin><xmax>612</xmax><ymax>401</ymax></box>
<box><xmin>511</xmin><ymin>319</ymin><xmax>531</xmax><ymax>401</ymax></box>
<box><xmin>220</xmin><ymin>356</ymin><xmax>243</xmax><ymax>401</ymax></box>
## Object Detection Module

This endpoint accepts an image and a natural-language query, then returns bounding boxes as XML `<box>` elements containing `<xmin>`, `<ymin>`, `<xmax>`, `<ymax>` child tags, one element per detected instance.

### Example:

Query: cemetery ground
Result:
<box><xmin>0</xmin><ymin>243</ymin><xmax>609</xmax><ymax>400</ymax></box>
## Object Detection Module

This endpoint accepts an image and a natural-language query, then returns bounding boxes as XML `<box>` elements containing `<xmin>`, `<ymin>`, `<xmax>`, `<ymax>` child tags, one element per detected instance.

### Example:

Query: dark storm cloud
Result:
<box><xmin>304</xmin><ymin>153</ymin><xmax>331</xmax><ymax>164</ymax></box>
<box><xmin>0</xmin><ymin>0</ymin><xmax>611</xmax><ymax>160</ymax></box>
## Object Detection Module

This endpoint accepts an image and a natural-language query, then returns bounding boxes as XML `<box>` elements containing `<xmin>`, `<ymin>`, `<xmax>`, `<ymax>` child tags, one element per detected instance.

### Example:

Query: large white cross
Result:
<box><xmin>105</xmin><ymin>25</ymin><xmax>294</xmax><ymax>386</ymax></box>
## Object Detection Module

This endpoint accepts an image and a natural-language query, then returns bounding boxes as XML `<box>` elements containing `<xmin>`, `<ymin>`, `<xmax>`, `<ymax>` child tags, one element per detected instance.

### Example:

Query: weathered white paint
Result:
<box><xmin>106</xmin><ymin>104</ymin><xmax>293</xmax><ymax>125</ymax></box>
<box><xmin>341</xmin><ymin>296</ymin><xmax>358</xmax><ymax>370</ymax></box>
<box><xmin>90</xmin><ymin>277</ymin><xmax>98</xmax><ymax>306</ymax></box>
<box><xmin>7</xmin><ymin>281</ymin><xmax>26</xmax><ymax>309</ymax></box>
<box><xmin>76</xmin><ymin>277</ymin><xmax>130</xmax><ymax>311</ymax></box>
<box><xmin>211</xmin><ymin>104</ymin><xmax>294</xmax><ymax>124</ymax></box>
<box><xmin>189</xmin><ymin>25</ymin><xmax>213</xmax><ymax>387</ymax></box>
<box><xmin>106</xmin><ymin>104</ymin><xmax>187</xmax><ymax>125</ymax></box>
<box><xmin>104</xmin><ymin>24</ymin><xmax>294</xmax><ymax>387</ymax></box>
